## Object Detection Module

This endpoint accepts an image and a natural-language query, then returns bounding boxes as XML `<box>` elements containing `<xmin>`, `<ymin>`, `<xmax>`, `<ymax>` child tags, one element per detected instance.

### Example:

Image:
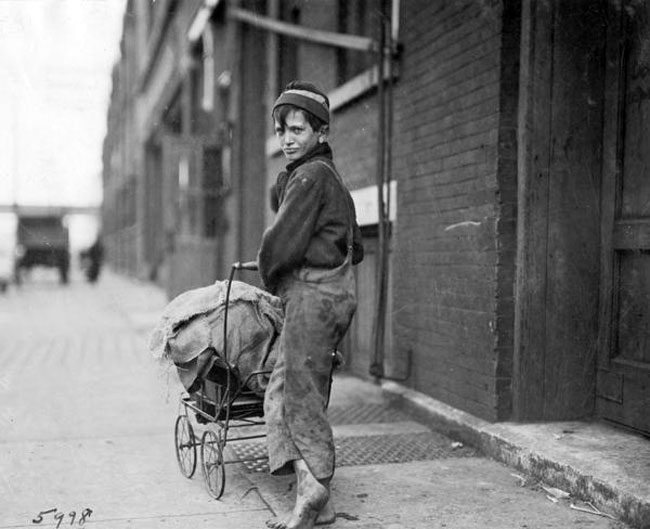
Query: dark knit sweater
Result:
<box><xmin>258</xmin><ymin>144</ymin><xmax>364</xmax><ymax>292</ymax></box>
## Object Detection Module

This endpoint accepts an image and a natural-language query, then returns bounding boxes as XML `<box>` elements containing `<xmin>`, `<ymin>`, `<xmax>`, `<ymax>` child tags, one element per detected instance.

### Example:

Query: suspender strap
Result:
<box><xmin>313</xmin><ymin>160</ymin><xmax>354</xmax><ymax>254</ymax></box>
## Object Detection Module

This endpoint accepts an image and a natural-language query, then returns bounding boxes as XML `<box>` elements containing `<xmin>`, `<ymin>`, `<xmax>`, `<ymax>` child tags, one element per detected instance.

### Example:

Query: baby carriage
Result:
<box><xmin>168</xmin><ymin>261</ymin><xmax>275</xmax><ymax>499</ymax></box>
<box><xmin>152</xmin><ymin>261</ymin><xmax>342</xmax><ymax>500</ymax></box>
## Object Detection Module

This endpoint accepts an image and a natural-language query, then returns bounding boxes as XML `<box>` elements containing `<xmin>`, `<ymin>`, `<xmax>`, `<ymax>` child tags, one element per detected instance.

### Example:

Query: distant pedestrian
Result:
<box><xmin>258</xmin><ymin>80</ymin><xmax>364</xmax><ymax>529</ymax></box>
<box><xmin>82</xmin><ymin>237</ymin><xmax>104</xmax><ymax>283</ymax></box>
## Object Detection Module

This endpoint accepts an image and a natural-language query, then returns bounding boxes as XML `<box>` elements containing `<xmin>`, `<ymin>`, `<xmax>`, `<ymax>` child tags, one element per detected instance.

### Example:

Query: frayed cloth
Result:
<box><xmin>148</xmin><ymin>280</ymin><xmax>284</xmax><ymax>394</ymax></box>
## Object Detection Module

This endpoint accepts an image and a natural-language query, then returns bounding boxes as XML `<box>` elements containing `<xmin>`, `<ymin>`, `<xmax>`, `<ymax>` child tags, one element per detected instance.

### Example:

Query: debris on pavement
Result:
<box><xmin>511</xmin><ymin>473</ymin><xmax>527</xmax><ymax>487</ymax></box>
<box><xmin>569</xmin><ymin>501</ymin><xmax>617</xmax><ymax>520</ymax></box>
<box><xmin>541</xmin><ymin>485</ymin><xmax>571</xmax><ymax>500</ymax></box>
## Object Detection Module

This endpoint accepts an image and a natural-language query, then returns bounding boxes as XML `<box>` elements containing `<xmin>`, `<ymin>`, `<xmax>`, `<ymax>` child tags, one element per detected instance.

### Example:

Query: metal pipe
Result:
<box><xmin>378</xmin><ymin>13</ymin><xmax>411</xmax><ymax>383</ymax></box>
<box><xmin>369</xmin><ymin>5</ymin><xmax>409</xmax><ymax>382</ymax></box>
<box><xmin>370</xmin><ymin>14</ymin><xmax>387</xmax><ymax>379</ymax></box>
<box><xmin>381</xmin><ymin>16</ymin><xmax>394</xmax><ymax>363</ymax></box>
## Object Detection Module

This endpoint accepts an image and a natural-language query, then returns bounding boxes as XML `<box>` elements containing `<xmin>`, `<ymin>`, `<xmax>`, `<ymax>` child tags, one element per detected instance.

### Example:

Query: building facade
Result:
<box><xmin>103</xmin><ymin>0</ymin><xmax>650</xmax><ymax>434</ymax></box>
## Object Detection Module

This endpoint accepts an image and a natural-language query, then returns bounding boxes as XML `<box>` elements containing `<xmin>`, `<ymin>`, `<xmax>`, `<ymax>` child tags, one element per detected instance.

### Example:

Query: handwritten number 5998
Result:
<box><xmin>32</xmin><ymin>508</ymin><xmax>93</xmax><ymax>527</ymax></box>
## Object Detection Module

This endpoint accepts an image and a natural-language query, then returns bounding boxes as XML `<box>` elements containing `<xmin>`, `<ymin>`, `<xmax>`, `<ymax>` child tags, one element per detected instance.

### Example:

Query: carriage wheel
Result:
<box><xmin>174</xmin><ymin>415</ymin><xmax>197</xmax><ymax>478</ymax></box>
<box><xmin>201</xmin><ymin>429</ymin><xmax>226</xmax><ymax>499</ymax></box>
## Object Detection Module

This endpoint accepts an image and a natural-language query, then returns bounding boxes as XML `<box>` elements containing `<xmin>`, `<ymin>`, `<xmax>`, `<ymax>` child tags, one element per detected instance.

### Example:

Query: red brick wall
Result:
<box><xmin>391</xmin><ymin>0</ymin><xmax>516</xmax><ymax>421</ymax></box>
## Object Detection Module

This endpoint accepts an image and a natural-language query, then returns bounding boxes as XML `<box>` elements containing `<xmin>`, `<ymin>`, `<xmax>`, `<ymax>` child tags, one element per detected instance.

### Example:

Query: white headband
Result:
<box><xmin>283</xmin><ymin>89</ymin><xmax>329</xmax><ymax>108</ymax></box>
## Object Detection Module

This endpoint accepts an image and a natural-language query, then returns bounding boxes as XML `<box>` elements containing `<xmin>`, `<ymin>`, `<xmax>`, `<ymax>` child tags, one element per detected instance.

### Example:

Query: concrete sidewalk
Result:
<box><xmin>382</xmin><ymin>380</ymin><xmax>650</xmax><ymax>529</ymax></box>
<box><xmin>2</xmin><ymin>268</ymin><xmax>637</xmax><ymax>528</ymax></box>
<box><xmin>106</xmin><ymin>269</ymin><xmax>641</xmax><ymax>528</ymax></box>
<box><xmin>198</xmin><ymin>372</ymin><xmax>628</xmax><ymax>529</ymax></box>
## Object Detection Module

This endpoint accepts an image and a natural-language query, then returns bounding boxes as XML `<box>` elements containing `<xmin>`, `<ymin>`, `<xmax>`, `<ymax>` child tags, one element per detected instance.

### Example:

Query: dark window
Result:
<box><xmin>277</xmin><ymin>5</ymin><xmax>300</xmax><ymax>89</ymax></box>
<box><xmin>162</xmin><ymin>91</ymin><xmax>182</xmax><ymax>135</ymax></box>
<box><xmin>190</xmin><ymin>46</ymin><xmax>204</xmax><ymax>135</ymax></box>
<box><xmin>146</xmin><ymin>0</ymin><xmax>155</xmax><ymax>34</ymax></box>
<box><xmin>190</xmin><ymin>38</ymin><xmax>216</xmax><ymax>135</ymax></box>
<box><xmin>273</xmin><ymin>0</ymin><xmax>384</xmax><ymax>97</ymax></box>
<box><xmin>202</xmin><ymin>147</ymin><xmax>223</xmax><ymax>238</ymax></box>
<box><xmin>337</xmin><ymin>0</ymin><xmax>377</xmax><ymax>85</ymax></box>
<box><xmin>144</xmin><ymin>142</ymin><xmax>164</xmax><ymax>264</ymax></box>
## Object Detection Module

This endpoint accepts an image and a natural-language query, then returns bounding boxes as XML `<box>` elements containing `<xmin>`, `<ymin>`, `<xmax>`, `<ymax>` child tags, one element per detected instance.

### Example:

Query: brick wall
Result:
<box><xmin>391</xmin><ymin>0</ymin><xmax>515</xmax><ymax>421</ymax></box>
<box><xmin>330</xmin><ymin>95</ymin><xmax>380</xmax><ymax>191</ymax></box>
<box><xmin>255</xmin><ymin>0</ymin><xmax>519</xmax><ymax>419</ymax></box>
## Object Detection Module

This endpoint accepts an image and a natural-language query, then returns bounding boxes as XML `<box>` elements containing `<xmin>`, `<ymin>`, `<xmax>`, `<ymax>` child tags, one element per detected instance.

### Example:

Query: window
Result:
<box><xmin>146</xmin><ymin>0</ymin><xmax>155</xmax><ymax>34</ymax></box>
<box><xmin>162</xmin><ymin>91</ymin><xmax>182</xmax><ymax>135</ymax></box>
<box><xmin>277</xmin><ymin>4</ymin><xmax>301</xmax><ymax>89</ymax></box>
<box><xmin>337</xmin><ymin>0</ymin><xmax>377</xmax><ymax>85</ymax></box>
<box><xmin>273</xmin><ymin>0</ymin><xmax>385</xmax><ymax>97</ymax></box>
<box><xmin>202</xmin><ymin>146</ymin><xmax>223</xmax><ymax>238</ymax></box>
<box><xmin>190</xmin><ymin>44</ymin><xmax>206</xmax><ymax>134</ymax></box>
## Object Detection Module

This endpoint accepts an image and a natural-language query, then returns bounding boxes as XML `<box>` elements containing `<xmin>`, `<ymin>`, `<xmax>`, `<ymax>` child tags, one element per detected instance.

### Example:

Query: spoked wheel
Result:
<box><xmin>174</xmin><ymin>415</ymin><xmax>197</xmax><ymax>478</ymax></box>
<box><xmin>201</xmin><ymin>429</ymin><xmax>226</xmax><ymax>499</ymax></box>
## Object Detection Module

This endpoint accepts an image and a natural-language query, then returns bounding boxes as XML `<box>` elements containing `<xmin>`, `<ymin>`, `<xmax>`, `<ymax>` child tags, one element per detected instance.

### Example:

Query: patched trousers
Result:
<box><xmin>264</xmin><ymin>259</ymin><xmax>356</xmax><ymax>481</ymax></box>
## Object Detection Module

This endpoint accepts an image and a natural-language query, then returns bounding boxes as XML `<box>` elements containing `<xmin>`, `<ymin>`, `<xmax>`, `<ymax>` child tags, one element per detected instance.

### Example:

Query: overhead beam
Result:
<box><xmin>227</xmin><ymin>6</ymin><xmax>378</xmax><ymax>53</ymax></box>
<box><xmin>0</xmin><ymin>204</ymin><xmax>100</xmax><ymax>215</ymax></box>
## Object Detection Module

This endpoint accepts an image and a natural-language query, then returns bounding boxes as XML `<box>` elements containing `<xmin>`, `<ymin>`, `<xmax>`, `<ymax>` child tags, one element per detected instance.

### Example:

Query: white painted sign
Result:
<box><xmin>350</xmin><ymin>181</ymin><xmax>397</xmax><ymax>226</ymax></box>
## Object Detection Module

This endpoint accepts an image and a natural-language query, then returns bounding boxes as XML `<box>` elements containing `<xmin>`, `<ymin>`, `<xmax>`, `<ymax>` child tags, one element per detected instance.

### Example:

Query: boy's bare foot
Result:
<box><xmin>315</xmin><ymin>497</ymin><xmax>336</xmax><ymax>525</ymax></box>
<box><xmin>266</xmin><ymin>496</ymin><xmax>335</xmax><ymax>528</ymax></box>
<box><xmin>265</xmin><ymin>460</ymin><xmax>330</xmax><ymax>529</ymax></box>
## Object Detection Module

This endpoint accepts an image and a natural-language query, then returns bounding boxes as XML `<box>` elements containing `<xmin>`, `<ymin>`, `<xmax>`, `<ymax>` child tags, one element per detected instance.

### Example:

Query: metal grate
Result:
<box><xmin>335</xmin><ymin>432</ymin><xmax>477</xmax><ymax>465</ymax></box>
<box><xmin>228</xmin><ymin>432</ymin><xmax>477</xmax><ymax>473</ymax></box>
<box><xmin>327</xmin><ymin>403</ymin><xmax>413</xmax><ymax>425</ymax></box>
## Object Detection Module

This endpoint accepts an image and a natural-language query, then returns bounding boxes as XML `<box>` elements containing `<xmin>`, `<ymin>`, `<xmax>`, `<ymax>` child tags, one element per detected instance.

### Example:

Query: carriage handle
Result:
<box><xmin>223</xmin><ymin>260</ymin><xmax>258</xmax><ymax>368</ymax></box>
<box><xmin>232</xmin><ymin>261</ymin><xmax>259</xmax><ymax>272</ymax></box>
<box><xmin>222</xmin><ymin>260</ymin><xmax>259</xmax><ymax>411</ymax></box>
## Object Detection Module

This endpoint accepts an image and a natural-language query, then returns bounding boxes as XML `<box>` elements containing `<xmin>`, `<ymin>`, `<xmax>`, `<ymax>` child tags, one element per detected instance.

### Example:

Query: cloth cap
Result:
<box><xmin>272</xmin><ymin>89</ymin><xmax>330</xmax><ymax>124</ymax></box>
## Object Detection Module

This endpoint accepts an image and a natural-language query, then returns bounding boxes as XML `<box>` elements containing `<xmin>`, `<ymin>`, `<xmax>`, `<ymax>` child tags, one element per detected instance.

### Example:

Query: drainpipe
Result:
<box><xmin>369</xmin><ymin>4</ymin><xmax>409</xmax><ymax>382</ymax></box>
<box><xmin>370</xmin><ymin>13</ymin><xmax>389</xmax><ymax>379</ymax></box>
<box><xmin>222</xmin><ymin>0</ymin><xmax>402</xmax><ymax>379</ymax></box>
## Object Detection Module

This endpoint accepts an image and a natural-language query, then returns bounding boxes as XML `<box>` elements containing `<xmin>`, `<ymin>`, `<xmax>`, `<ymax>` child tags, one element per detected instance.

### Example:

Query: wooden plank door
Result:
<box><xmin>515</xmin><ymin>0</ymin><xmax>606</xmax><ymax>421</ymax></box>
<box><xmin>597</xmin><ymin>1</ymin><xmax>650</xmax><ymax>435</ymax></box>
<box><xmin>343</xmin><ymin>232</ymin><xmax>398</xmax><ymax>381</ymax></box>
<box><xmin>160</xmin><ymin>136</ymin><xmax>222</xmax><ymax>298</ymax></box>
<box><xmin>144</xmin><ymin>141</ymin><xmax>164</xmax><ymax>279</ymax></box>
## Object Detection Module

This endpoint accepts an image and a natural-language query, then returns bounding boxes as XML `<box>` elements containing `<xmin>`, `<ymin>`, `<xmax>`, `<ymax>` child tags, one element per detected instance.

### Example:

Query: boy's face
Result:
<box><xmin>274</xmin><ymin>109</ymin><xmax>322</xmax><ymax>162</ymax></box>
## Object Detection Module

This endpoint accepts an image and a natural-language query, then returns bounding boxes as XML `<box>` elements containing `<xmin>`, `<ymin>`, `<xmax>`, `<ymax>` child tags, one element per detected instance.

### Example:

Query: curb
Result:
<box><xmin>381</xmin><ymin>380</ymin><xmax>650</xmax><ymax>529</ymax></box>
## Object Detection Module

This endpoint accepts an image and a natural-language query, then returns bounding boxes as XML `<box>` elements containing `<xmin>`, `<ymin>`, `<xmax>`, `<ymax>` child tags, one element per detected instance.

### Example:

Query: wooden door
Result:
<box><xmin>160</xmin><ymin>136</ymin><xmax>223</xmax><ymax>298</ymax></box>
<box><xmin>597</xmin><ymin>1</ymin><xmax>650</xmax><ymax>435</ymax></box>
<box><xmin>144</xmin><ymin>142</ymin><xmax>164</xmax><ymax>279</ymax></box>
<box><xmin>514</xmin><ymin>0</ymin><xmax>606</xmax><ymax>421</ymax></box>
<box><xmin>344</xmin><ymin>232</ymin><xmax>396</xmax><ymax>380</ymax></box>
